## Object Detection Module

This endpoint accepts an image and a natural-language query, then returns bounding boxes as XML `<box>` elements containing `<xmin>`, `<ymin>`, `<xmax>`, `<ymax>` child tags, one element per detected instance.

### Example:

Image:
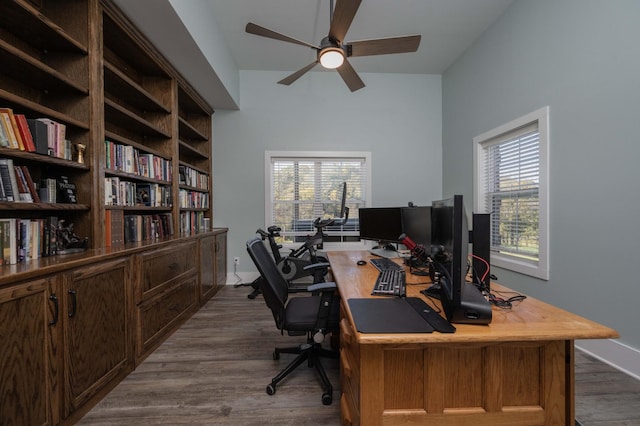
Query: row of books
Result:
<box><xmin>0</xmin><ymin>107</ymin><xmax>71</xmax><ymax>159</ymax></box>
<box><xmin>179</xmin><ymin>211</ymin><xmax>207</xmax><ymax>237</ymax></box>
<box><xmin>105</xmin><ymin>140</ymin><xmax>172</xmax><ymax>181</ymax></box>
<box><xmin>0</xmin><ymin>157</ymin><xmax>78</xmax><ymax>203</ymax></box>
<box><xmin>104</xmin><ymin>177</ymin><xmax>172</xmax><ymax>207</ymax></box>
<box><xmin>104</xmin><ymin>210</ymin><xmax>174</xmax><ymax>246</ymax></box>
<box><xmin>0</xmin><ymin>216</ymin><xmax>60</xmax><ymax>265</ymax></box>
<box><xmin>178</xmin><ymin>165</ymin><xmax>208</xmax><ymax>190</ymax></box>
<box><xmin>178</xmin><ymin>189</ymin><xmax>209</xmax><ymax>209</ymax></box>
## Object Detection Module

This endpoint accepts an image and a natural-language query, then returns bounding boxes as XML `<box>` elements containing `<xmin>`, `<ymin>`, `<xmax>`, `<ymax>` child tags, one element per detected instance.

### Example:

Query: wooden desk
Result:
<box><xmin>328</xmin><ymin>251</ymin><xmax>618</xmax><ymax>426</ymax></box>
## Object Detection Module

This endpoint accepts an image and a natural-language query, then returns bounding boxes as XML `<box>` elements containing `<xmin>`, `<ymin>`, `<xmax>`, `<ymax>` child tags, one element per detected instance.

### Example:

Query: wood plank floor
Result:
<box><xmin>79</xmin><ymin>285</ymin><xmax>640</xmax><ymax>425</ymax></box>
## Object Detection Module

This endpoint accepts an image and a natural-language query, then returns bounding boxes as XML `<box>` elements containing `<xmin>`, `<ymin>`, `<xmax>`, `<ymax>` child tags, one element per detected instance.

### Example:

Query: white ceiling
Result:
<box><xmin>207</xmin><ymin>0</ymin><xmax>513</xmax><ymax>75</ymax></box>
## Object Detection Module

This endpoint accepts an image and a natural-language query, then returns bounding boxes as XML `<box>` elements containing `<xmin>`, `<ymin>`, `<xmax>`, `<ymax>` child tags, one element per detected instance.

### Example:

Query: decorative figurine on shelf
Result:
<box><xmin>56</xmin><ymin>219</ymin><xmax>89</xmax><ymax>254</ymax></box>
<box><xmin>75</xmin><ymin>143</ymin><xmax>86</xmax><ymax>164</ymax></box>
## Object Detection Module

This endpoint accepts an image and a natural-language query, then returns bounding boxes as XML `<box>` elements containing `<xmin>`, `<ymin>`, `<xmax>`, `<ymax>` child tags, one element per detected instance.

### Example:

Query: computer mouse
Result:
<box><xmin>356</xmin><ymin>260</ymin><xmax>367</xmax><ymax>266</ymax></box>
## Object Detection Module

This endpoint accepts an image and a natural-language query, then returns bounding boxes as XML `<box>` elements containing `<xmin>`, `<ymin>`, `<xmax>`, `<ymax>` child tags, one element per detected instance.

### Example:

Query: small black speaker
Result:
<box><xmin>471</xmin><ymin>213</ymin><xmax>491</xmax><ymax>291</ymax></box>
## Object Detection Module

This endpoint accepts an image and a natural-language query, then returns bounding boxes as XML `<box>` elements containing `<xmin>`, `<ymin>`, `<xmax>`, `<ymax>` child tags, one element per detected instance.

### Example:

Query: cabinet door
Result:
<box><xmin>62</xmin><ymin>257</ymin><xmax>132</xmax><ymax>419</ymax></box>
<box><xmin>199</xmin><ymin>235</ymin><xmax>217</xmax><ymax>304</ymax></box>
<box><xmin>214</xmin><ymin>231</ymin><xmax>227</xmax><ymax>288</ymax></box>
<box><xmin>0</xmin><ymin>277</ymin><xmax>58</xmax><ymax>426</ymax></box>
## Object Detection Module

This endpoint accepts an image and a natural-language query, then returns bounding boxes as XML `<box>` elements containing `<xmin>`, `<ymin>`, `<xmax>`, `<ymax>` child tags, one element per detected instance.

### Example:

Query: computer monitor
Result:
<box><xmin>430</xmin><ymin>195</ymin><xmax>492</xmax><ymax>324</ymax></box>
<box><xmin>401</xmin><ymin>206</ymin><xmax>431</xmax><ymax>247</ymax></box>
<box><xmin>358</xmin><ymin>207</ymin><xmax>403</xmax><ymax>257</ymax></box>
<box><xmin>338</xmin><ymin>181</ymin><xmax>347</xmax><ymax>218</ymax></box>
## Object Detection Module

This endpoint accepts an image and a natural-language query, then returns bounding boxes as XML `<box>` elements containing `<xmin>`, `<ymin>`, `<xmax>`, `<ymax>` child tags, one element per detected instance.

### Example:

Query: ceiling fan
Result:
<box><xmin>245</xmin><ymin>0</ymin><xmax>421</xmax><ymax>92</ymax></box>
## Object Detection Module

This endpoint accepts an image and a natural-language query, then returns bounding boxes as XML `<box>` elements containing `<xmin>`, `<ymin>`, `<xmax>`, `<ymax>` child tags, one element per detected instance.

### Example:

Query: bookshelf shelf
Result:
<box><xmin>0</xmin><ymin>40</ymin><xmax>89</xmax><ymax>96</ymax></box>
<box><xmin>0</xmin><ymin>0</ymin><xmax>89</xmax><ymax>54</ymax></box>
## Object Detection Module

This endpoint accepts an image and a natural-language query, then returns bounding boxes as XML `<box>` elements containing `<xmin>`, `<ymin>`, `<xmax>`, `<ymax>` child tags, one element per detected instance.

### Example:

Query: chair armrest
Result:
<box><xmin>307</xmin><ymin>282</ymin><xmax>337</xmax><ymax>293</ymax></box>
<box><xmin>303</xmin><ymin>262</ymin><xmax>331</xmax><ymax>271</ymax></box>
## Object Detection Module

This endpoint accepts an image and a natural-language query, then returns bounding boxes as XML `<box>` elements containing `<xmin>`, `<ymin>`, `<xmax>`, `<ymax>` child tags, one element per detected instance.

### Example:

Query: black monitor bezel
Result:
<box><xmin>431</xmin><ymin>195</ymin><xmax>468</xmax><ymax>318</ymax></box>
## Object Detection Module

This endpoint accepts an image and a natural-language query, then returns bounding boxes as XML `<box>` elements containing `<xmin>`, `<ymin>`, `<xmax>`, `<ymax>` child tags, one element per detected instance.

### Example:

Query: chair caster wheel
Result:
<box><xmin>322</xmin><ymin>392</ymin><xmax>332</xmax><ymax>405</ymax></box>
<box><xmin>266</xmin><ymin>384</ymin><xmax>276</xmax><ymax>395</ymax></box>
<box><xmin>247</xmin><ymin>294</ymin><xmax>256</xmax><ymax>299</ymax></box>
<box><xmin>273</xmin><ymin>351</ymin><xmax>280</xmax><ymax>360</ymax></box>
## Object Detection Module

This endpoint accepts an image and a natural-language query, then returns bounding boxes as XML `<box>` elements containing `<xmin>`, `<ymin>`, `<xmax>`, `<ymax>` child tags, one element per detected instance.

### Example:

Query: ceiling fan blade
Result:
<box><xmin>347</xmin><ymin>35</ymin><xmax>421</xmax><ymax>57</ymax></box>
<box><xmin>246</xmin><ymin>22</ymin><xmax>319</xmax><ymax>50</ymax></box>
<box><xmin>277</xmin><ymin>61</ymin><xmax>319</xmax><ymax>86</ymax></box>
<box><xmin>336</xmin><ymin>59</ymin><xmax>365</xmax><ymax>92</ymax></box>
<box><xmin>328</xmin><ymin>0</ymin><xmax>362</xmax><ymax>43</ymax></box>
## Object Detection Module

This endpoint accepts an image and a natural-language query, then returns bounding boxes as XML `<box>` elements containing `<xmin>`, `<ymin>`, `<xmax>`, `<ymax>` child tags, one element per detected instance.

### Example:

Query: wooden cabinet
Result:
<box><xmin>199</xmin><ymin>229</ymin><xmax>227</xmax><ymax>305</ymax></box>
<box><xmin>61</xmin><ymin>257</ymin><xmax>132</xmax><ymax>422</ymax></box>
<box><xmin>0</xmin><ymin>1</ymin><xmax>221</xmax><ymax>424</ymax></box>
<box><xmin>0</xmin><ymin>277</ymin><xmax>58</xmax><ymax>426</ymax></box>
<box><xmin>134</xmin><ymin>240</ymin><xmax>199</xmax><ymax>363</ymax></box>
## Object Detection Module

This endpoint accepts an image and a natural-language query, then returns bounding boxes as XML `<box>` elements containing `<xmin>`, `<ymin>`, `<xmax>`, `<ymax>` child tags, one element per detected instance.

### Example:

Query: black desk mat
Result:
<box><xmin>347</xmin><ymin>298</ymin><xmax>434</xmax><ymax>333</ymax></box>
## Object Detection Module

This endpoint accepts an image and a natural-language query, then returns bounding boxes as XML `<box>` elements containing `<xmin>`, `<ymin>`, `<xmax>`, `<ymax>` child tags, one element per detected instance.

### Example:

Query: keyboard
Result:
<box><xmin>370</xmin><ymin>257</ymin><xmax>403</xmax><ymax>272</ymax></box>
<box><xmin>372</xmin><ymin>269</ymin><xmax>406</xmax><ymax>297</ymax></box>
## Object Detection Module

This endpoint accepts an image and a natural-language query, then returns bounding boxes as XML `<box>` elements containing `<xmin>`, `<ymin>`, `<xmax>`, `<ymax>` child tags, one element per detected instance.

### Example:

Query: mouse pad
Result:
<box><xmin>347</xmin><ymin>298</ymin><xmax>434</xmax><ymax>333</ymax></box>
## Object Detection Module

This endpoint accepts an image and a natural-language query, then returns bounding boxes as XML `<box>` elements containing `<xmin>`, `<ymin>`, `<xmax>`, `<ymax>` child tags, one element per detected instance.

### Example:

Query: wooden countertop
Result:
<box><xmin>327</xmin><ymin>250</ymin><xmax>619</xmax><ymax>345</ymax></box>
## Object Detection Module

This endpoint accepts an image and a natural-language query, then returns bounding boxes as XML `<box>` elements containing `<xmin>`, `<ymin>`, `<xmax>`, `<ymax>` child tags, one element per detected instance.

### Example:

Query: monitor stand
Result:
<box><xmin>369</xmin><ymin>247</ymin><xmax>399</xmax><ymax>259</ymax></box>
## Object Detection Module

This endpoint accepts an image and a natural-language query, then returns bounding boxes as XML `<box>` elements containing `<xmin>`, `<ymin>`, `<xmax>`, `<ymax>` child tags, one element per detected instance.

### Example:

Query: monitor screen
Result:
<box><xmin>338</xmin><ymin>181</ymin><xmax>347</xmax><ymax>218</ymax></box>
<box><xmin>401</xmin><ymin>206</ymin><xmax>431</xmax><ymax>247</ymax></box>
<box><xmin>358</xmin><ymin>207</ymin><xmax>403</xmax><ymax>244</ymax></box>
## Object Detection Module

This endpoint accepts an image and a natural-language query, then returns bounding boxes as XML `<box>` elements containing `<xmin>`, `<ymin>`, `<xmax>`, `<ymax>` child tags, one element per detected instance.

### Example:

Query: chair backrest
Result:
<box><xmin>246</xmin><ymin>236</ymin><xmax>289</xmax><ymax>329</ymax></box>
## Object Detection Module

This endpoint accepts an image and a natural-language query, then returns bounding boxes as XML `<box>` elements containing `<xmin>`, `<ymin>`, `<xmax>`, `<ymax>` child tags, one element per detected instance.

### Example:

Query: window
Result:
<box><xmin>265</xmin><ymin>151</ymin><xmax>370</xmax><ymax>245</ymax></box>
<box><xmin>474</xmin><ymin>107</ymin><xmax>549</xmax><ymax>280</ymax></box>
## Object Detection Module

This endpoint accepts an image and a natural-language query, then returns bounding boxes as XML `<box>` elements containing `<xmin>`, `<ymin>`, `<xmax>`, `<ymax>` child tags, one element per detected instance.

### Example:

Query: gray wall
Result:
<box><xmin>213</xmin><ymin>70</ymin><xmax>442</xmax><ymax>272</ymax></box>
<box><xmin>442</xmin><ymin>0</ymin><xmax>640</xmax><ymax>352</ymax></box>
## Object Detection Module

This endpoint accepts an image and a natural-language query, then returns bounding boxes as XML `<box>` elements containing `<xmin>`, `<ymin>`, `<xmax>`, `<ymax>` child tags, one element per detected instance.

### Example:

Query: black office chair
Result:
<box><xmin>246</xmin><ymin>236</ymin><xmax>340</xmax><ymax>405</ymax></box>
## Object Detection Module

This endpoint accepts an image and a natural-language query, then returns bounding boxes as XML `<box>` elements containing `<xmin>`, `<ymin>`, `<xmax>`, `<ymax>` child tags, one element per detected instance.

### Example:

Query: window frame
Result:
<box><xmin>473</xmin><ymin>106</ymin><xmax>550</xmax><ymax>280</ymax></box>
<box><xmin>265</xmin><ymin>150</ymin><xmax>372</xmax><ymax>250</ymax></box>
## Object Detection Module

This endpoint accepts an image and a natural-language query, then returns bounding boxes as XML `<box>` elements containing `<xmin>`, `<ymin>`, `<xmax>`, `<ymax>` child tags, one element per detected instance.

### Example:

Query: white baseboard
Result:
<box><xmin>575</xmin><ymin>339</ymin><xmax>640</xmax><ymax>381</ymax></box>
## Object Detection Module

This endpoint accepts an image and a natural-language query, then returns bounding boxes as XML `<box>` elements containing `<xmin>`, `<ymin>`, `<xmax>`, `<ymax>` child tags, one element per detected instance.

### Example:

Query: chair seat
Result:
<box><xmin>284</xmin><ymin>295</ymin><xmax>340</xmax><ymax>333</ymax></box>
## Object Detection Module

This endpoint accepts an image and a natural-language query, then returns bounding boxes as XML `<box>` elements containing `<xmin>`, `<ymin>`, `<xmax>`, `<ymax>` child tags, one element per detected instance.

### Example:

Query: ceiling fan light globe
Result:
<box><xmin>319</xmin><ymin>48</ymin><xmax>344</xmax><ymax>69</ymax></box>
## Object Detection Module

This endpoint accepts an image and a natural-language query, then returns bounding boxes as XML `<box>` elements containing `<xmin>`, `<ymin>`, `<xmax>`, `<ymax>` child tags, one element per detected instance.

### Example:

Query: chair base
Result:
<box><xmin>267</xmin><ymin>341</ymin><xmax>338</xmax><ymax>405</ymax></box>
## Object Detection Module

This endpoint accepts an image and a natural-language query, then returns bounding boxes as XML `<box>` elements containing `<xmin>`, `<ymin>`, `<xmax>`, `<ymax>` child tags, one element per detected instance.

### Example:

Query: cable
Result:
<box><xmin>486</xmin><ymin>289</ymin><xmax>527</xmax><ymax>309</ymax></box>
<box><xmin>470</xmin><ymin>253</ymin><xmax>490</xmax><ymax>283</ymax></box>
<box><xmin>232</xmin><ymin>261</ymin><xmax>243</xmax><ymax>285</ymax></box>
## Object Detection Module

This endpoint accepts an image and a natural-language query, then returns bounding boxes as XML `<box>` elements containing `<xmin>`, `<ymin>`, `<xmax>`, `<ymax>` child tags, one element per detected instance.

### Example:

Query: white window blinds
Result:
<box><xmin>268</xmin><ymin>153</ymin><xmax>367</xmax><ymax>243</ymax></box>
<box><xmin>482</xmin><ymin>123</ymin><xmax>540</xmax><ymax>263</ymax></box>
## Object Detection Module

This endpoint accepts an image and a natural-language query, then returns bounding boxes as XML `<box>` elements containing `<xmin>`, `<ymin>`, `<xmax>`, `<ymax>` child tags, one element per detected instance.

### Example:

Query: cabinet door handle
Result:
<box><xmin>49</xmin><ymin>294</ymin><xmax>59</xmax><ymax>326</ymax></box>
<box><xmin>168</xmin><ymin>262</ymin><xmax>179</xmax><ymax>271</ymax></box>
<box><xmin>68</xmin><ymin>290</ymin><xmax>77</xmax><ymax>318</ymax></box>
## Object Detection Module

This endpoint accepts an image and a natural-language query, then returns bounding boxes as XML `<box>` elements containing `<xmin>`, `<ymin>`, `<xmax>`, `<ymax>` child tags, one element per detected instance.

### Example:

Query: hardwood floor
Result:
<box><xmin>79</xmin><ymin>285</ymin><xmax>640</xmax><ymax>425</ymax></box>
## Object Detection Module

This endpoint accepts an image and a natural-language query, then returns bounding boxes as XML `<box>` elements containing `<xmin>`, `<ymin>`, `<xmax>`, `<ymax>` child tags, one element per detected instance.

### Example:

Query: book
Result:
<box><xmin>13</xmin><ymin>166</ymin><xmax>33</xmax><ymax>202</ymax></box>
<box><xmin>136</xmin><ymin>183</ymin><xmax>152</xmax><ymax>206</ymax></box>
<box><xmin>110</xmin><ymin>209</ymin><xmax>124</xmax><ymax>246</ymax></box>
<box><xmin>0</xmin><ymin>158</ymin><xmax>20</xmax><ymax>202</ymax></box>
<box><xmin>57</xmin><ymin>175</ymin><xmax>77</xmax><ymax>203</ymax></box>
<box><xmin>0</xmin><ymin>218</ymin><xmax>18</xmax><ymax>264</ymax></box>
<box><xmin>19</xmin><ymin>166</ymin><xmax>40</xmax><ymax>203</ymax></box>
<box><xmin>39</xmin><ymin>178</ymin><xmax>57</xmax><ymax>203</ymax></box>
<box><xmin>104</xmin><ymin>209</ymin><xmax>112</xmax><ymax>247</ymax></box>
<box><xmin>0</xmin><ymin>108</ymin><xmax>25</xmax><ymax>150</ymax></box>
<box><xmin>26</xmin><ymin>118</ymin><xmax>50</xmax><ymax>155</ymax></box>
<box><xmin>14</xmin><ymin>114</ymin><xmax>36</xmax><ymax>152</ymax></box>
<box><xmin>0</xmin><ymin>111</ymin><xmax>19</xmax><ymax>149</ymax></box>
<box><xmin>0</xmin><ymin>114</ymin><xmax>9</xmax><ymax>147</ymax></box>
